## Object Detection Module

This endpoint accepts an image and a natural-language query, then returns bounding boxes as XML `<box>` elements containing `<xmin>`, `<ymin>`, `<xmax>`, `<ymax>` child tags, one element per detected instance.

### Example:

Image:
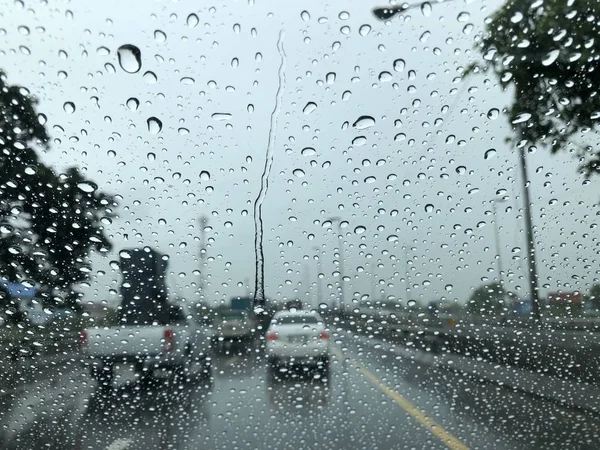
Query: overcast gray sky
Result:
<box><xmin>1</xmin><ymin>0</ymin><xmax>598</xmax><ymax>309</ymax></box>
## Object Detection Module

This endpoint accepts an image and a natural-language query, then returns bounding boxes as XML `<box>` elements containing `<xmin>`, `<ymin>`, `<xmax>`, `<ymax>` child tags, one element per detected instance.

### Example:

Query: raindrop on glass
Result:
<box><xmin>147</xmin><ymin>117</ymin><xmax>162</xmax><ymax>134</ymax></box>
<box><xmin>63</xmin><ymin>101</ymin><xmax>75</xmax><ymax>114</ymax></box>
<box><xmin>117</xmin><ymin>44</ymin><xmax>142</xmax><ymax>74</ymax></box>
<box><xmin>126</xmin><ymin>97</ymin><xmax>139</xmax><ymax>111</ymax></box>
<box><xmin>353</xmin><ymin>115</ymin><xmax>375</xmax><ymax>130</ymax></box>
<box><xmin>303</xmin><ymin>102</ymin><xmax>317</xmax><ymax>115</ymax></box>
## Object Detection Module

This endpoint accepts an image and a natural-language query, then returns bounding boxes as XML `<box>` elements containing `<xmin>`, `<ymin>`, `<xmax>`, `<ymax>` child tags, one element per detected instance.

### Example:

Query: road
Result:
<box><xmin>1</xmin><ymin>332</ymin><xmax>599</xmax><ymax>449</ymax></box>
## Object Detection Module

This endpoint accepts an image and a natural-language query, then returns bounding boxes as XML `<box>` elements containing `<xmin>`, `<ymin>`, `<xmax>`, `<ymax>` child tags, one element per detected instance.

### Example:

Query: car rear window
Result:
<box><xmin>274</xmin><ymin>315</ymin><xmax>320</xmax><ymax>325</ymax></box>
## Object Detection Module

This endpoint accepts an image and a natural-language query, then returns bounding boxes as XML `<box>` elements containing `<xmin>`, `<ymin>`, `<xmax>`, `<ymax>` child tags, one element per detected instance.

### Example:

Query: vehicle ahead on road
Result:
<box><xmin>266</xmin><ymin>310</ymin><xmax>330</xmax><ymax>379</ymax></box>
<box><xmin>81</xmin><ymin>303</ymin><xmax>212</xmax><ymax>388</ymax></box>
<box><xmin>213</xmin><ymin>310</ymin><xmax>255</xmax><ymax>348</ymax></box>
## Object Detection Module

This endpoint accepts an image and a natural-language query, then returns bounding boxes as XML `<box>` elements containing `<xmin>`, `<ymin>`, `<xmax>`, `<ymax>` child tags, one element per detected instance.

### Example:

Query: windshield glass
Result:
<box><xmin>1</xmin><ymin>1</ymin><xmax>600</xmax><ymax>449</ymax></box>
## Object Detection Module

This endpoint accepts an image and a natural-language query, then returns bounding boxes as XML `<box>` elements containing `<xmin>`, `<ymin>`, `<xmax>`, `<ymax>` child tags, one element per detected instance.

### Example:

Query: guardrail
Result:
<box><xmin>327</xmin><ymin>309</ymin><xmax>600</xmax><ymax>384</ymax></box>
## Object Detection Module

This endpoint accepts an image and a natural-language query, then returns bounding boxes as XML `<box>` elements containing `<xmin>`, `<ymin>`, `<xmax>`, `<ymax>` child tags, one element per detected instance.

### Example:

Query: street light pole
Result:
<box><xmin>327</xmin><ymin>217</ymin><xmax>345</xmax><ymax>310</ymax></box>
<box><xmin>492</xmin><ymin>199</ymin><xmax>505</xmax><ymax>288</ymax></box>
<box><xmin>313</xmin><ymin>246</ymin><xmax>323</xmax><ymax>307</ymax></box>
<box><xmin>518</xmin><ymin>146</ymin><xmax>541</xmax><ymax>320</ymax></box>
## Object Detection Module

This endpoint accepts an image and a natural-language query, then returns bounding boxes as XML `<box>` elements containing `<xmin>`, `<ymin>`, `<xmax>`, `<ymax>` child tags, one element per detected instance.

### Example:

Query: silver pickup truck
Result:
<box><xmin>81</xmin><ymin>304</ymin><xmax>212</xmax><ymax>388</ymax></box>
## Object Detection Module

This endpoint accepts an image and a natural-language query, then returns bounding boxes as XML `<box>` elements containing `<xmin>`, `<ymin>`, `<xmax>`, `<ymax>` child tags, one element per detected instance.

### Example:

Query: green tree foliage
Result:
<box><xmin>0</xmin><ymin>69</ymin><xmax>115</xmax><ymax>308</ymax></box>
<box><xmin>467</xmin><ymin>282</ymin><xmax>506</xmax><ymax>316</ymax></box>
<box><xmin>469</xmin><ymin>0</ymin><xmax>600</xmax><ymax>175</ymax></box>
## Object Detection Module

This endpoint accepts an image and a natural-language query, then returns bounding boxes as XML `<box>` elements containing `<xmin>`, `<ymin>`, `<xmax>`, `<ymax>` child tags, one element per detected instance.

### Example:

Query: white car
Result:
<box><xmin>265</xmin><ymin>310</ymin><xmax>330</xmax><ymax>378</ymax></box>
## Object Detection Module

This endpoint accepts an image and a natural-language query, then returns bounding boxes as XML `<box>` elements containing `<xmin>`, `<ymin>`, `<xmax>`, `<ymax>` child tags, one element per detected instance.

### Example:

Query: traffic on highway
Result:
<box><xmin>2</xmin><ymin>0</ymin><xmax>600</xmax><ymax>449</ymax></box>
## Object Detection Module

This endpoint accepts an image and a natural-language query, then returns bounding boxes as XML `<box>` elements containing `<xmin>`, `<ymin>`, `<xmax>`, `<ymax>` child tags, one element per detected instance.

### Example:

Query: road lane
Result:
<box><xmin>1</xmin><ymin>335</ymin><xmax>598</xmax><ymax>449</ymax></box>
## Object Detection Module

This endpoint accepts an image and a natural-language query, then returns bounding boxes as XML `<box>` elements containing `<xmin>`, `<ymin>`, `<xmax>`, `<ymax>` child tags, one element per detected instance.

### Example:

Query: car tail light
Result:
<box><xmin>266</xmin><ymin>332</ymin><xmax>278</xmax><ymax>341</ymax></box>
<box><xmin>163</xmin><ymin>328</ymin><xmax>175</xmax><ymax>352</ymax></box>
<box><xmin>80</xmin><ymin>330</ymin><xmax>88</xmax><ymax>351</ymax></box>
<box><xmin>319</xmin><ymin>331</ymin><xmax>329</xmax><ymax>340</ymax></box>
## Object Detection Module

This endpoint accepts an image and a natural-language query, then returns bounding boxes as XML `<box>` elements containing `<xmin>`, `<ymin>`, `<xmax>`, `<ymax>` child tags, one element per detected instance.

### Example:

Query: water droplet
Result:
<box><xmin>301</xmin><ymin>147</ymin><xmax>316</xmax><ymax>156</ymax></box>
<box><xmin>457</xmin><ymin>11</ymin><xmax>470</xmax><ymax>22</ymax></box>
<box><xmin>301</xmin><ymin>10</ymin><xmax>310</xmax><ymax>21</ymax></box>
<box><xmin>233</xmin><ymin>23</ymin><xmax>241</xmax><ymax>33</ymax></box>
<box><xmin>364</xmin><ymin>176</ymin><xmax>376</xmax><ymax>184</ymax></box>
<box><xmin>154</xmin><ymin>30</ymin><xmax>166</xmax><ymax>43</ymax></box>
<box><xmin>147</xmin><ymin>117</ymin><xmax>162</xmax><ymax>134</ymax></box>
<box><xmin>119</xmin><ymin>250</ymin><xmax>132</xmax><ymax>259</ymax></box>
<box><xmin>143</xmin><ymin>70</ymin><xmax>157</xmax><ymax>84</ymax></box>
<box><xmin>359</xmin><ymin>24</ymin><xmax>371</xmax><ymax>36</ymax></box>
<box><xmin>379</xmin><ymin>71</ymin><xmax>392</xmax><ymax>82</ymax></box>
<box><xmin>455</xmin><ymin>166</ymin><xmax>466</xmax><ymax>175</ymax></box>
<box><xmin>38</xmin><ymin>113</ymin><xmax>47</xmax><ymax>125</ymax></box>
<box><xmin>19</xmin><ymin>45</ymin><xmax>30</xmax><ymax>55</ymax></box>
<box><xmin>18</xmin><ymin>25</ymin><xmax>30</xmax><ymax>35</ymax></box>
<box><xmin>326</xmin><ymin>72</ymin><xmax>336</xmax><ymax>84</ymax></box>
<box><xmin>394</xmin><ymin>133</ymin><xmax>406</xmax><ymax>142</ymax></box>
<box><xmin>293</xmin><ymin>169</ymin><xmax>305</xmax><ymax>178</ymax></box>
<box><xmin>512</xmin><ymin>112</ymin><xmax>531</xmax><ymax>124</ymax></box>
<box><xmin>425</xmin><ymin>204</ymin><xmax>434</xmax><ymax>212</ymax></box>
<box><xmin>445</xmin><ymin>284</ymin><xmax>453</xmax><ymax>292</ymax></box>
<box><xmin>421</xmin><ymin>2</ymin><xmax>432</xmax><ymax>16</ymax></box>
<box><xmin>487</xmin><ymin>108</ymin><xmax>499</xmax><ymax>120</ymax></box>
<box><xmin>97</xmin><ymin>46</ymin><xmax>110</xmax><ymax>56</ymax></box>
<box><xmin>352</xmin><ymin>136</ymin><xmax>367</xmax><ymax>146</ymax></box>
<box><xmin>180</xmin><ymin>77</ymin><xmax>195</xmax><ymax>85</ymax></box>
<box><xmin>510</xmin><ymin>12</ymin><xmax>523</xmax><ymax>23</ymax></box>
<box><xmin>178</xmin><ymin>127</ymin><xmax>190</xmax><ymax>135</ymax></box>
<box><xmin>387</xmin><ymin>235</ymin><xmax>399</xmax><ymax>242</ymax></box>
<box><xmin>212</xmin><ymin>112</ymin><xmax>232</xmax><ymax>121</ymax></box>
<box><xmin>187</xmin><ymin>13</ymin><xmax>199</xmax><ymax>28</ymax></box>
<box><xmin>200</xmin><ymin>170</ymin><xmax>211</xmax><ymax>181</ymax></box>
<box><xmin>24</xmin><ymin>165</ymin><xmax>37</xmax><ymax>175</ymax></box>
<box><xmin>542</xmin><ymin>49</ymin><xmax>560</xmax><ymax>66</ymax></box>
<box><xmin>484</xmin><ymin>149</ymin><xmax>496</xmax><ymax>160</ymax></box>
<box><xmin>353</xmin><ymin>115</ymin><xmax>375</xmax><ymax>130</ymax></box>
<box><xmin>147</xmin><ymin>152</ymin><xmax>156</xmax><ymax>161</ymax></box>
<box><xmin>319</xmin><ymin>303</ymin><xmax>328</xmax><ymax>310</ymax></box>
<box><xmin>332</xmin><ymin>41</ymin><xmax>341</xmax><ymax>51</ymax></box>
<box><xmin>340</xmin><ymin>26</ymin><xmax>350</xmax><ymax>35</ymax></box>
<box><xmin>354</xmin><ymin>225</ymin><xmax>366</xmax><ymax>234</ymax></box>
<box><xmin>393</xmin><ymin>59</ymin><xmax>405</xmax><ymax>72</ymax></box>
<box><xmin>117</xmin><ymin>44</ymin><xmax>142</xmax><ymax>74</ymax></box>
<box><xmin>303</xmin><ymin>102</ymin><xmax>317</xmax><ymax>115</ymax></box>
<box><xmin>77</xmin><ymin>182</ymin><xmax>97</xmax><ymax>193</ymax></box>
<box><xmin>126</xmin><ymin>97</ymin><xmax>139</xmax><ymax>111</ymax></box>
<box><xmin>231</xmin><ymin>57</ymin><xmax>239</xmax><ymax>68</ymax></box>
<box><xmin>512</xmin><ymin>247</ymin><xmax>521</xmax><ymax>254</ymax></box>
<box><xmin>63</xmin><ymin>101</ymin><xmax>75</xmax><ymax>114</ymax></box>
<box><xmin>342</xmin><ymin>90</ymin><xmax>351</xmax><ymax>101</ymax></box>
<box><xmin>420</xmin><ymin>31</ymin><xmax>431</xmax><ymax>43</ymax></box>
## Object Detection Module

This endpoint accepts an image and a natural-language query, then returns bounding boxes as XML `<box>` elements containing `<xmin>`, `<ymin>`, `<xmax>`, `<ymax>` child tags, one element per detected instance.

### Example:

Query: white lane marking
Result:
<box><xmin>106</xmin><ymin>438</ymin><xmax>134</xmax><ymax>450</ymax></box>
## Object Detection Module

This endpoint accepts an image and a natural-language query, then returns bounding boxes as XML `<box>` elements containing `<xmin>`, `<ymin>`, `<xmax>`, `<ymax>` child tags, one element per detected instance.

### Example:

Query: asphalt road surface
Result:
<box><xmin>1</xmin><ymin>332</ymin><xmax>599</xmax><ymax>449</ymax></box>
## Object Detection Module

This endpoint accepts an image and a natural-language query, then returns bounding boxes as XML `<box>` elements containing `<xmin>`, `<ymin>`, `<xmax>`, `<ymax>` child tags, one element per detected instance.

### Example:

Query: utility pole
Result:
<box><xmin>313</xmin><ymin>246</ymin><xmax>323</xmax><ymax>307</ymax></box>
<box><xmin>492</xmin><ymin>198</ymin><xmax>506</xmax><ymax>288</ymax></box>
<box><xmin>518</xmin><ymin>145</ymin><xmax>541</xmax><ymax>320</ymax></box>
<box><xmin>327</xmin><ymin>217</ymin><xmax>345</xmax><ymax>310</ymax></box>
<box><xmin>198</xmin><ymin>215</ymin><xmax>207</xmax><ymax>303</ymax></box>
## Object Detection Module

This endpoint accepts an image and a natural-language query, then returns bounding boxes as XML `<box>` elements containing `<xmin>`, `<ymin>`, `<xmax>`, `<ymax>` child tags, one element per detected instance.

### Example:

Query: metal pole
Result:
<box><xmin>517</xmin><ymin>145</ymin><xmax>541</xmax><ymax>320</ymax></box>
<box><xmin>403</xmin><ymin>245</ymin><xmax>410</xmax><ymax>304</ymax></box>
<box><xmin>338</xmin><ymin>222</ymin><xmax>345</xmax><ymax>310</ymax></box>
<box><xmin>370</xmin><ymin>260</ymin><xmax>376</xmax><ymax>302</ymax></box>
<box><xmin>492</xmin><ymin>200</ymin><xmax>504</xmax><ymax>288</ymax></box>
<box><xmin>313</xmin><ymin>247</ymin><xmax>323</xmax><ymax>307</ymax></box>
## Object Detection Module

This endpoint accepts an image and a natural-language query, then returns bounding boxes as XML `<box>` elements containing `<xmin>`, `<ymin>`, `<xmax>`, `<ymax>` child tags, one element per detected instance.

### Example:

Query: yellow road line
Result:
<box><xmin>335</xmin><ymin>347</ymin><xmax>468</xmax><ymax>450</ymax></box>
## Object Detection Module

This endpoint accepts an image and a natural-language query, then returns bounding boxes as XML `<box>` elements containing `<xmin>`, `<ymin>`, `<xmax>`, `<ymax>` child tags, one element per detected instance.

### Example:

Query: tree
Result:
<box><xmin>0</xmin><ymin>69</ymin><xmax>115</xmax><ymax>309</ymax></box>
<box><xmin>468</xmin><ymin>0</ymin><xmax>600</xmax><ymax>175</ymax></box>
<box><xmin>467</xmin><ymin>282</ymin><xmax>506</xmax><ymax>316</ymax></box>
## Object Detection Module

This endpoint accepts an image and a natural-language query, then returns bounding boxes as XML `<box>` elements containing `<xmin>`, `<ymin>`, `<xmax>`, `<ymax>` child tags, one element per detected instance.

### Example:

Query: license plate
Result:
<box><xmin>289</xmin><ymin>335</ymin><xmax>308</xmax><ymax>344</ymax></box>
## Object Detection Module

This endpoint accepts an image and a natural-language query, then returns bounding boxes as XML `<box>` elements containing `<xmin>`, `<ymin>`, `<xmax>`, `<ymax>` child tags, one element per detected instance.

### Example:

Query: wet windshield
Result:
<box><xmin>1</xmin><ymin>1</ymin><xmax>600</xmax><ymax>449</ymax></box>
